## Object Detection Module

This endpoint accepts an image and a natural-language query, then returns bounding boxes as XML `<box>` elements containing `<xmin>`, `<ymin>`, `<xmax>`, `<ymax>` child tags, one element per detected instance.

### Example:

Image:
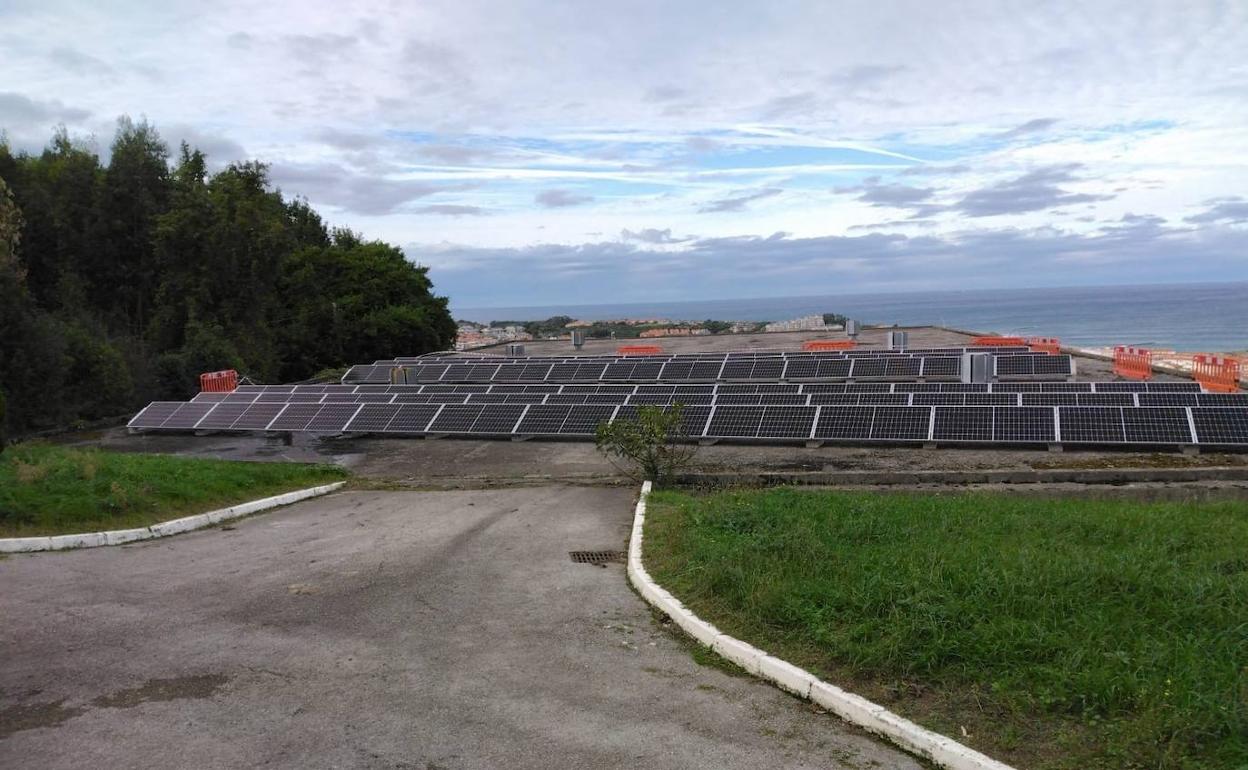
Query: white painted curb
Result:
<box><xmin>627</xmin><ymin>481</ymin><xmax>1017</xmax><ymax>770</ymax></box>
<box><xmin>0</xmin><ymin>481</ymin><xmax>346</xmax><ymax>553</ymax></box>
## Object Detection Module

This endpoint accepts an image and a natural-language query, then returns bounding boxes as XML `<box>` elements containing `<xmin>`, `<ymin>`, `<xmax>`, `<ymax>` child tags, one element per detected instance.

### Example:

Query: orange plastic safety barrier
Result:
<box><xmin>971</xmin><ymin>336</ymin><xmax>1027</xmax><ymax>347</ymax></box>
<box><xmin>617</xmin><ymin>344</ymin><xmax>663</xmax><ymax>356</ymax></box>
<box><xmin>802</xmin><ymin>340</ymin><xmax>857</xmax><ymax>351</ymax></box>
<box><xmin>1027</xmin><ymin>337</ymin><xmax>1062</xmax><ymax>355</ymax></box>
<box><xmin>1192</xmin><ymin>354</ymin><xmax>1242</xmax><ymax>393</ymax></box>
<box><xmin>1113</xmin><ymin>346</ymin><xmax>1152</xmax><ymax>381</ymax></box>
<box><xmin>199</xmin><ymin>369</ymin><xmax>239</xmax><ymax>393</ymax></box>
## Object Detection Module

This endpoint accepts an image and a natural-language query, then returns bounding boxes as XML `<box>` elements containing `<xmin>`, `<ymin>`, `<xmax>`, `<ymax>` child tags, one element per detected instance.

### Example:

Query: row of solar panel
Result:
<box><xmin>343</xmin><ymin>354</ymin><xmax>1074</xmax><ymax>385</ymax></box>
<box><xmin>187</xmin><ymin>386</ymin><xmax>1247</xmax><ymax>408</ymax></box>
<box><xmin>377</xmin><ymin>346</ymin><xmax>1035</xmax><ymax>365</ymax></box>
<box><xmin>128</xmin><ymin>400</ymin><xmax>1248</xmax><ymax>446</ymax></box>
<box><xmin>233</xmin><ymin>380</ymin><xmax>1201</xmax><ymax>395</ymax></box>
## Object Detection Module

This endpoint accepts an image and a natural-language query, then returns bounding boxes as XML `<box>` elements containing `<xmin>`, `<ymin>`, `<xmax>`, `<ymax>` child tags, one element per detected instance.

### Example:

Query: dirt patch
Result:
<box><xmin>91</xmin><ymin>674</ymin><xmax>230</xmax><ymax>709</ymax></box>
<box><xmin>0</xmin><ymin>699</ymin><xmax>86</xmax><ymax>739</ymax></box>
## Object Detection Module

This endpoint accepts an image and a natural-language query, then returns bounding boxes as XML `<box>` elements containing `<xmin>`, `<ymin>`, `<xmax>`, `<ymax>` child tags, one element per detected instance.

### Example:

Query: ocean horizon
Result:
<box><xmin>453</xmin><ymin>281</ymin><xmax>1248</xmax><ymax>353</ymax></box>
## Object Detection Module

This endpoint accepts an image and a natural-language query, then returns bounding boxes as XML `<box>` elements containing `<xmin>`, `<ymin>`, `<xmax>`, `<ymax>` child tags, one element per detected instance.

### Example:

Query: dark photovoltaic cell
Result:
<box><xmin>471</xmin><ymin>405</ymin><xmax>527</xmax><ymax>433</ymax></box>
<box><xmin>1122</xmin><ymin>407</ymin><xmax>1192</xmax><ymax>444</ymax></box>
<box><xmin>1033</xmin><ymin>356</ymin><xmax>1073</xmax><ymax>376</ymax></box>
<box><xmin>690</xmin><ymin>361</ymin><xmax>725</xmax><ymax>379</ymax></box>
<box><xmin>1023</xmin><ymin>393</ymin><xmax>1079</xmax><ymax>406</ymax></box>
<box><xmin>232</xmin><ymin>402</ymin><xmax>286</xmax><ymax>430</ymax></box>
<box><xmin>196</xmin><ymin>402</ymin><xmax>252</xmax><ymax>430</ymax></box>
<box><xmin>128</xmin><ymin>402</ymin><xmax>183</xmax><ymax>428</ymax></box>
<box><xmin>1137</xmin><ymin>393</ymin><xmax>1198</xmax><ymax>407</ymax></box>
<box><xmin>268</xmin><ymin>403</ymin><xmax>324</xmax><ymax>431</ymax></box>
<box><xmin>516</xmin><ymin>405</ymin><xmax>574</xmax><ymax>434</ymax></box>
<box><xmin>921</xmin><ymin>357</ymin><xmax>960</xmax><ymax>377</ymax></box>
<box><xmin>707</xmin><ymin>406</ymin><xmax>765</xmax><ymax>438</ymax></box>
<box><xmin>1190</xmin><ymin>408</ymin><xmax>1248</xmax><ymax>444</ymax></box>
<box><xmin>161</xmin><ymin>401</ymin><xmax>217</xmax><ymax>429</ymax></box>
<box><xmin>560</xmin><ymin>405</ymin><xmax>618</xmax><ymax>434</ymax></box>
<box><xmin>994</xmin><ymin>356</ymin><xmax>1033</xmax><ymax>376</ymax></box>
<box><xmin>345</xmin><ymin>404</ymin><xmax>403</xmax><ymax>432</ymax></box>
<box><xmin>849</xmin><ymin>358</ymin><xmax>887</xmax><ymax>378</ymax></box>
<box><xmin>1198</xmin><ymin>393</ymin><xmax>1248</xmax><ymax>406</ymax></box>
<box><xmin>757</xmin><ymin>406</ymin><xmax>817</xmax><ymax>438</ymax></box>
<box><xmin>817</xmin><ymin>359</ymin><xmax>853</xmax><ymax>378</ymax></box>
<box><xmin>783</xmin><ymin>358</ymin><xmax>819</xmax><ymax>379</ymax></box>
<box><xmin>385</xmin><ymin>405</ymin><xmax>440</xmax><ymax>433</ymax></box>
<box><xmin>859</xmin><ymin>393</ymin><xmax>909</xmax><ymax>406</ymax></box>
<box><xmin>965</xmin><ymin>393</ymin><xmax>1018</xmax><ymax>406</ymax></box>
<box><xmin>305</xmin><ymin>404</ymin><xmax>363</xmax><ymax>433</ymax></box>
<box><xmin>750</xmin><ymin>359</ymin><xmax>785</xmax><ymax>380</ymax></box>
<box><xmin>871</xmin><ymin>407</ymin><xmax>931</xmax><ymax>440</ymax></box>
<box><xmin>932</xmin><ymin>407</ymin><xmax>993</xmax><ymax>441</ymax></box>
<box><xmin>912</xmin><ymin>393</ymin><xmax>964</xmax><ymax>406</ymax></box>
<box><xmin>429</xmin><ymin>405</ymin><xmax>486</xmax><ymax>433</ymax></box>
<box><xmin>993</xmin><ymin>407</ymin><xmax>1055</xmax><ymax>443</ymax></box>
<box><xmin>813</xmin><ymin>406</ymin><xmax>875</xmax><ymax>439</ymax></box>
<box><xmin>1059</xmin><ymin>407</ymin><xmax>1125</xmax><ymax>443</ymax></box>
<box><xmin>1078</xmin><ymin>393</ymin><xmax>1135</xmax><ymax>407</ymax></box>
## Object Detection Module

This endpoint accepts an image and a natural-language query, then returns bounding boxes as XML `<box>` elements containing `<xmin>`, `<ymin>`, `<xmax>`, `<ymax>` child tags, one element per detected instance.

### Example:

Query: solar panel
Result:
<box><xmin>232</xmin><ymin>402</ymin><xmax>286</xmax><ymax>430</ymax></box>
<box><xmin>559</xmin><ymin>405</ymin><xmax>617</xmax><ymax>434</ymax></box>
<box><xmin>516</xmin><ymin>405</ymin><xmax>573</xmax><ymax>434</ymax></box>
<box><xmin>1136</xmin><ymin>393</ymin><xmax>1198</xmax><ymax>407</ymax></box>
<box><xmin>750</xmin><ymin>359</ymin><xmax>785</xmax><ymax>380</ymax></box>
<box><xmin>196</xmin><ymin>402</ymin><xmax>252</xmax><ymax>430</ymax></box>
<box><xmin>993</xmin><ymin>406</ymin><xmax>1056</xmax><ymax>443</ymax></box>
<box><xmin>345</xmin><ymin>404</ymin><xmax>404</xmax><ymax>432</ymax></box>
<box><xmin>429</xmin><ymin>405</ymin><xmax>486</xmax><ymax>433</ymax></box>
<box><xmin>783</xmin><ymin>358</ymin><xmax>819</xmax><ymax>379</ymax></box>
<box><xmin>870</xmin><ymin>407</ymin><xmax>931</xmax><ymax>440</ymax></box>
<box><xmin>912</xmin><ymin>393</ymin><xmax>964</xmax><ymax>406</ymax></box>
<box><xmin>757</xmin><ymin>406</ymin><xmax>817</xmax><ymax>438</ymax></box>
<box><xmin>472</xmin><ymin>405</ymin><xmax>528</xmax><ymax>433</ymax></box>
<box><xmin>965</xmin><ymin>393</ymin><xmax>1018</xmax><ymax>406</ymax></box>
<box><xmin>385</xmin><ymin>404</ymin><xmax>439</xmax><ymax>433</ymax></box>
<box><xmin>920</xmin><ymin>357</ymin><xmax>960</xmax><ymax>377</ymax></box>
<box><xmin>1122</xmin><ymin>407</ymin><xmax>1193</xmax><ymax>444</ymax></box>
<box><xmin>304</xmin><ymin>404</ymin><xmax>362</xmax><ymax>433</ymax></box>
<box><xmin>268</xmin><ymin>403</ymin><xmax>324</xmax><ymax>431</ymax></box>
<box><xmin>849</xmin><ymin>358</ymin><xmax>887</xmax><ymax>378</ymax></box>
<box><xmin>1190</xmin><ymin>408</ymin><xmax>1248</xmax><ymax>444</ymax></box>
<box><xmin>1059</xmin><ymin>407</ymin><xmax>1125</xmax><ymax>443</ymax></box>
<box><xmin>932</xmin><ymin>407</ymin><xmax>993</xmax><ymax>441</ymax></box>
<box><xmin>129</xmin><ymin>401</ymin><xmax>184</xmax><ymax>429</ymax></box>
<box><xmin>707</xmin><ymin>406</ymin><xmax>765</xmax><ymax>438</ymax></box>
<box><xmin>1023</xmin><ymin>393</ymin><xmax>1079</xmax><ymax>406</ymax></box>
<box><xmin>816</xmin><ymin>359</ymin><xmax>853</xmax><ymax>378</ymax></box>
<box><xmin>161</xmin><ymin>401</ymin><xmax>216</xmax><ymax>429</ymax></box>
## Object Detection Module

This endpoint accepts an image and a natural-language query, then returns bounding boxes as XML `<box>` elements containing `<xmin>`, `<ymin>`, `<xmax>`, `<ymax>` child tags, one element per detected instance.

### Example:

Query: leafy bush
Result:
<box><xmin>594</xmin><ymin>404</ymin><xmax>697</xmax><ymax>483</ymax></box>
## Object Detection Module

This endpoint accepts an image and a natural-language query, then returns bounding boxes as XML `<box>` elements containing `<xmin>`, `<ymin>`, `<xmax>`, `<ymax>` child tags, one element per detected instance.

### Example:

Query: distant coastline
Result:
<box><xmin>453</xmin><ymin>281</ymin><xmax>1248</xmax><ymax>353</ymax></box>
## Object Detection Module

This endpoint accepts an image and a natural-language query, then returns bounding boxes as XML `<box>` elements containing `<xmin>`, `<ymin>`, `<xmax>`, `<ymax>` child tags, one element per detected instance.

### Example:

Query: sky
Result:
<box><xmin>2</xmin><ymin>0</ymin><xmax>1247</xmax><ymax>309</ymax></box>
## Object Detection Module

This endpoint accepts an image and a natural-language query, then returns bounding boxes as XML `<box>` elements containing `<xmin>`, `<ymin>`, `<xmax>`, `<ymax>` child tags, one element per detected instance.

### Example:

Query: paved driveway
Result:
<box><xmin>1</xmin><ymin>487</ymin><xmax>920</xmax><ymax>769</ymax></box>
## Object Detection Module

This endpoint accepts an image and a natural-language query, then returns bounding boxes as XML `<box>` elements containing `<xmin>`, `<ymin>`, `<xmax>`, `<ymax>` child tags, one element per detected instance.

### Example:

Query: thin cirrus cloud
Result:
<box><xmin>2</xmin><ymin>0</ymin><xmax>1247</xmax><ymax>304</ymax></box>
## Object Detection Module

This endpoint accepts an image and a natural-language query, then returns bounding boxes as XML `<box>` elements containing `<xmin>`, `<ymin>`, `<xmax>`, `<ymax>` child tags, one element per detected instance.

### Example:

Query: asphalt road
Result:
<box><xmin>0</xmin><ymin>487</ymin><xmax>920</xmax><ymax>769</ymax></box>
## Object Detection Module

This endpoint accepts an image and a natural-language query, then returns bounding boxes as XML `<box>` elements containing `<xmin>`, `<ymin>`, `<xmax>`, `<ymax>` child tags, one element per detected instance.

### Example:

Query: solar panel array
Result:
<box><xmin>127</xmin><ymin>375</ymin><xmax>1248</xmax><ymax>448</ymax></box>
<box><xmin>342</xmin><ymin>350</ymin><xmax>1074</xmax><ymax>385</ymax></box>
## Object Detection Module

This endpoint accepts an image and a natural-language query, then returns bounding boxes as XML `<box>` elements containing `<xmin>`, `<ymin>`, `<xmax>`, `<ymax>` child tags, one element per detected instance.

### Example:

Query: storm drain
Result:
<box><xmin>569</xmin><ymin>550</ymin><xmax>627</xmax><ymax>565</ymax></box>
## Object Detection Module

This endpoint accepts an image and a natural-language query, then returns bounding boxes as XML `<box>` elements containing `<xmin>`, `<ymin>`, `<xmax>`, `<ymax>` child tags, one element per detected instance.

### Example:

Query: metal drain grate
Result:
<box><xmin>569</xmin><ymin>550</ymin><xmax>627</xmax><ymax>565</ymax></box>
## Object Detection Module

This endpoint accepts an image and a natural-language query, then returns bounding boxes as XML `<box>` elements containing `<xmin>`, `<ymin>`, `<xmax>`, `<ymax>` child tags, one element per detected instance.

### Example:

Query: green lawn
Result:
<box><xmin>0</xmin><ymin>443</ymin><xmax>348</xmax><ymax>537</ymax></box>
<box><xmin>644</xmin><ymin>488</ymin><xmax>1248</xmax><ymax>770</ymax></box>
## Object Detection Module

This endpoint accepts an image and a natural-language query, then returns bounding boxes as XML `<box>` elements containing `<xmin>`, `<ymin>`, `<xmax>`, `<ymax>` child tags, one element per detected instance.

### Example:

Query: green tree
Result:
<box><xmin>594</xmin><ymin>405</ymin><xmax>698</xmax><ymax>483</ymax></box>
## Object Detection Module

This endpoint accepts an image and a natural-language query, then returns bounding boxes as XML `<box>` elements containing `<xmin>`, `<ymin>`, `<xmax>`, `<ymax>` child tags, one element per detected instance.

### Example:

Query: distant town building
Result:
<box><xmin>764</xmin><ymin>315</ymin><xmax>831</xmax><ymax>333</ymax></box>
<box><xmin>640</xmin><ymin>326</ymin><xmax>707</xmax><ymax>338</ymax></box>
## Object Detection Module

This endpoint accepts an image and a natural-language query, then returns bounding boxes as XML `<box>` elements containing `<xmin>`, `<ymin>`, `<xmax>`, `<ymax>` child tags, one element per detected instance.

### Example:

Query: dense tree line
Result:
<box><xmin>0</xmin><ymin>119</ymin><xmax>455</xmax><ymax>438</ymax></box>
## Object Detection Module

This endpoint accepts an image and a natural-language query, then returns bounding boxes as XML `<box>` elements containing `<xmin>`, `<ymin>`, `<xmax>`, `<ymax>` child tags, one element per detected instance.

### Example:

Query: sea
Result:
<box><xmin>454</xmin><ymin>281</ymin><xmax>1248</xmax><ymax>353</ymax></box>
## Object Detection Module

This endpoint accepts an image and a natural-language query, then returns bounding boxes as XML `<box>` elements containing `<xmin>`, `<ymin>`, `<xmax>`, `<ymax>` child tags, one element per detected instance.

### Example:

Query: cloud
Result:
<box><xmin>48</xmin><ymin>46</ymin><xmax>115</xmax><ymax>78</ymax></box>
<box><xmin>825</xmin><ymin>64</ymin><xmax>907</xmax><ymax>89</ymax></box>
<box><xmin>836</xmin><ymin>177</ymin><xmax>935</xmax><ymax>207</ymax></box>
<box><xmin>0</xmin><ymin>92</ymin><xmax>91</xmax><ymax>127</ymax></box>
<box><xmin>270</xmin><ymin>162</ymin><xmax>474</xmax><ymax>215</ymax></box>
<box><xmin>535</xmin><ymin>189</ymin><xmax>594</xmax><ymax>208</ymax></box>
<box><xmin>757</xmin><ymin>92</ymin><xmax>818</xmax><ymax>120</ymax></box>
<box><xmin>901</xmin><ymin>164</ymin><xmax>972</xmax><ymax>177</ymax></box>
<box><xmin>165</xmin><ymin>124</ymin><xmax>246</xmax><ymax>166</ymax></box>
<box><xmin>412</xmin><ymin>204</ymin><xmax>488</xmax><ymax>216</ymax></box>
<box><xmin>1185</xmin><ymin>197</ymin><xmax>1248</xmax><ymax>224</ymax></box>
<box><xmin>699</xmin><ymin>188</ymin><xmax>782</xmax><ymax>213</ymax></box>
<box><xmin>644</xmin><ymin>85</ymin><xmax>687</xmax><ymax>102</ymax></box>
<box><xmin>621</xmin><ymin>228</ymin><xmax>693</xmax><ymax>244</ymax></box>
<box><xmin>954</xmin><ymin>164</ymin><xmax>1113</xmax><ymax>217</ymax></box>
<box><xmin>995</xmin><ymin>118</ymin><xmax>1060</xmax><ymax>139</ymax></box>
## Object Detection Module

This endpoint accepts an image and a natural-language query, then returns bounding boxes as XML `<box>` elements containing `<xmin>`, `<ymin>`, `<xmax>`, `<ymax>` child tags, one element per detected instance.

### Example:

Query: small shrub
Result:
<box><xmin>594</xmin><ymin>404</ymin><xmax>697</xmax><ymax>484</ymax></box>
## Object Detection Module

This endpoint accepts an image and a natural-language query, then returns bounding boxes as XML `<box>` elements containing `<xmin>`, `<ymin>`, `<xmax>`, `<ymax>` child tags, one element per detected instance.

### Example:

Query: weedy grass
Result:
<box><xmin>645</xmin><ymin>487</ymin><xmax>1248</xmax><ymax>770</ymax></box>
<box><xmin>0</xmin><ymin>443</ymin><xmax>347</xmax><ymax>537</ymax></box>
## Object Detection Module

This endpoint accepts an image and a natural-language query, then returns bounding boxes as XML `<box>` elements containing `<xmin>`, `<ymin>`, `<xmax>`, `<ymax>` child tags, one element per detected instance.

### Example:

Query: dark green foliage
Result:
<box><xmin>0</xmin><ymin>123</ymin><xmax>454</xmax><ymax>434</ymax></box>
<box><xmin>821</xmin><ymin>311</ymin><xmax>848</xmax><ymax>326</ymax></box>
<box><xmin>594</xmin><ymin>404</ymin><xmax>697</xmax><ymax>482</ymax></box>
<box><xmin>646</xmin><ymin>488</ymin><xmax>1248</xmax><ymax>770</ymax></box>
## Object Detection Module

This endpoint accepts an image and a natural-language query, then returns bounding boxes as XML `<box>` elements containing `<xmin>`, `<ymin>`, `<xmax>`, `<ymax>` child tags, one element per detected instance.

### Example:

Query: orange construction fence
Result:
<box><xmin>617</xmin><ymin>344</ymin><xmax>663</xmax><ymax>356</ymax></box>
<box><xmin>199</xmin><ymin>369</ymin><xmax>239</xmax><ymax>393</ymax></box>
<box><xmin>970</xmin><ymin>336</ymin><xmax>1027</xmax><ymax>347</ymax></box>
<box><xmin>1192</xmin><ymin>354</ymin><xmax>1242</xmax><ymax>393</ymax></box>
<box><xmin>1027</xmin><ymin>337</ymin><xmax>1062</xmax><ymax>355</ymax></box>
<box><xmin>1113</xmin><ymin>346</ymin><xmax>1152</xmax><ymax>381</ymax></box>
<box><xmin>802</xmin><ymin>340</ymin><xmax>857</xmax><ymax>352</ymax></box>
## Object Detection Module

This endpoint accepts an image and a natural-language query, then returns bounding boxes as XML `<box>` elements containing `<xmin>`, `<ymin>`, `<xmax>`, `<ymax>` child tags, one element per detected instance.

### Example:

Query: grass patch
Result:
<box><xmin>645</xmin><ymin>488</ymin><xmax>1248</xmax><ymax>770</ymax></box>
<box><xmin>0</xmin><ymin>443</ymin><xmax>347</xmax><ymax>537</ymax></box>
